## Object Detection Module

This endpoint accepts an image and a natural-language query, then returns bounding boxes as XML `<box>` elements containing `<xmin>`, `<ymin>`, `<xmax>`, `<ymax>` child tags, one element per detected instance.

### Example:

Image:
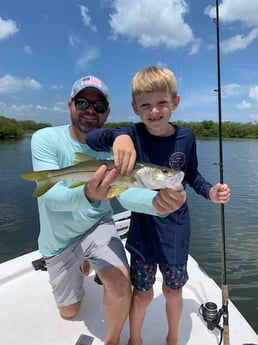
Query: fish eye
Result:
<box><xmin>161</xmin><ymin>168</ymin><xmax>168</xmax><ymax>173</ymax></box>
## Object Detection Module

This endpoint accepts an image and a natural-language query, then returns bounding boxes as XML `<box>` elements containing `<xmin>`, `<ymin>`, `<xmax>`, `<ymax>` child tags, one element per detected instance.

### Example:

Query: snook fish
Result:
<box><xmin>21</xmin><ymin>152</ymin><xmax>184</xmax><ymax>198</ymax></box>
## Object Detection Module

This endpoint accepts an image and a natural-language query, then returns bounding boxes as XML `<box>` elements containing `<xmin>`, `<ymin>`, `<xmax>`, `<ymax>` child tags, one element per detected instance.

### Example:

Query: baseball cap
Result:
<box><xmin>71</xmin><ymin>75</ymin><xmax>109</xmax><ymax>103</ymax></box>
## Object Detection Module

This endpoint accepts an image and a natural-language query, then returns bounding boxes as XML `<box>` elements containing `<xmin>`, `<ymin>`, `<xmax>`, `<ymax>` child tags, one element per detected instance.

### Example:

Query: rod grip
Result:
<box><xmin>222</xmin><ymin>284</ymin><xmax>230</xmax><ymax>345</ymax></box>
<box><xmin>223</xmin><ymin>324</ymin><xmax>230</xmax><ymax>345</ymax></box>
<box><xmin>222</xmin><ymin>283</ymin><xmax>229</xmax><ymax>304</ymax></box>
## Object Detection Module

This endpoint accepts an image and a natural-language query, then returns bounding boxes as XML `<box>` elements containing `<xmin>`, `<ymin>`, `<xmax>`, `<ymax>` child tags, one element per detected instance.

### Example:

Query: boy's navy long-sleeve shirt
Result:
<box><xmin>86</xmin><ymin>123</ymin><xmax>212</xmax><ymax>264</ymax></box>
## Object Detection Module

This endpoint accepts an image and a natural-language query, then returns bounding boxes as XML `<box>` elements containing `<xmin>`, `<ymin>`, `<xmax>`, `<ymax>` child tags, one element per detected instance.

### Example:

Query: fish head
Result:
<box><xmin>135</xmin><ymin>164</ymin><xmax>184</xmax><ymax>190</ymax></box>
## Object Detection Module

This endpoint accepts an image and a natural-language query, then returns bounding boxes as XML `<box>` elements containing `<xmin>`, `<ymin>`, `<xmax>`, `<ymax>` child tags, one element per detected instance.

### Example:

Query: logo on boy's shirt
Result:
<box><xmin>169</xmin><ymin>152</ymin><xmax>186</xmax><ymax>170</ymax></box>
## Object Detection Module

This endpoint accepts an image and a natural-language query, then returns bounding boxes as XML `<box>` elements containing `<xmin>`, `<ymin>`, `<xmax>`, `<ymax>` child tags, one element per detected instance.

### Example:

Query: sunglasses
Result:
<box><xmin>74</xmin><ymin>98</ymin><xmax>108</xmax><ymax>114</ymax></box>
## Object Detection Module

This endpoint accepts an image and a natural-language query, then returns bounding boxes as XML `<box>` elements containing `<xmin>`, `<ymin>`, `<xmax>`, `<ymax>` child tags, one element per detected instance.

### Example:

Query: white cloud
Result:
<box><xmin>205</xmin><ymin>1</ymin><xmax>258</xmax><ymax>54</ymax></box>
<box><xmin>189</xmin><ymin>38</ymin><xmax>202</xmax><ymax>55</ymax></box>
<box><xmin>222</xmin><ymin>83</ymin><xmax>242</xmax><ymax>97</ymax></box>
<box><xmin>205</xmin><ymin>0</ymin><xmax>258</xmax><ymax>26</ymax></box>
<box><xmin>36</xmin><ymin>105</ymin><xmax>48</xmax><ymax>111</ymax></box>
<box><xmin>23</xmin><ymin>45</ymin><xmax>33</xmax><ymax>55</ymax></box>
<box><xmin>0</xmin><ymin>74</ymin><xmax>42</xmax><ymax>94</ymax></box>
<box><xmin>50</xmin><ymin>84</ymin><xmax>64</xmax><ymax>90</ymax></box>
<box><xmin>249</xmin><ymin>86</ymin><xmax>258</xmax><ymax>101</ymax></box>
<box><xmin>52</xmin><ymin>105</ymin><xmax>65</xmax><ymax>112</ymax></box>
<box><xmin>221</xmin><ymin>28</ymin><xmax>258</xmax><ymax>54</ymax></box>
<box><xmin>0</xmin><ymin>17</ymin><xmax>19</xmax><ymax>40</ymax></box>
<box><xmin>249</xmin><ymin>113</ymin><xmax>258</xmax><ymax>122</ymax></box>
<box><xmin>236</xmin><ymin>100</ymin><xmax>252</xmax><ymax>110</ymax></box>
<box><xmin>79</xmin><ymin>5</ymin><xmax>97</xmax><ymax>32</ymax></box>
<box><xmin>75</xmin><ymin>47</ymin><xmax>100</xmax><ymax>71</ymax></box>
<box><xmin>109</xmin><ymin>0</ymin><xmax>196</xmax><ymax>50</ymax></box>
<box><xmin>68</xmin><ymin>34</ymin><xmax>81</xmax><ymax>48</ymax></box>
<box><xmin>0</xmin><ymin>100</ymin><xmax>68</xmax><ymax>125</ymax></box>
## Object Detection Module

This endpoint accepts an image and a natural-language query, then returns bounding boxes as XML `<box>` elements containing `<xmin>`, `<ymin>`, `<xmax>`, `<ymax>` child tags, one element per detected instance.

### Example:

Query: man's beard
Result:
<box><xmin>71</xmin><ymin>114</ymin><xmax>104</xmax><ymax>134</ymax></box>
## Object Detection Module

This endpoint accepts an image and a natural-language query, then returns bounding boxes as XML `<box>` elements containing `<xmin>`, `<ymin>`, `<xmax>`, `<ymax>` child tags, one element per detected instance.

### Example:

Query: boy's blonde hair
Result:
<box><xmin>132</xmin><ymin>66</ymin><xmax>177</xmax><ymax>101</ymax></box>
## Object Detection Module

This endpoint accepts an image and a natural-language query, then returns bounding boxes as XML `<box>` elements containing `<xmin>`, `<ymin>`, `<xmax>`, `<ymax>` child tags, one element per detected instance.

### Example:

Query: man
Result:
<box><xmin>31</xmin><ymin>75</ymin><xmax>186</xmax><ymax>345</ymax></box>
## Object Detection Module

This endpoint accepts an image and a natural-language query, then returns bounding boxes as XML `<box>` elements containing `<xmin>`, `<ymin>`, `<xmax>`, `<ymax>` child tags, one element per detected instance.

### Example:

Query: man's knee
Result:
<box><xmin>59</xmin><ymin>301</ymin><xmax>81</xmax><ymax>319</ymax></box>
<box><xmin>99</xmin><ymin>266</ymin><xmax>131</xmax><ymax>298</ymax></box>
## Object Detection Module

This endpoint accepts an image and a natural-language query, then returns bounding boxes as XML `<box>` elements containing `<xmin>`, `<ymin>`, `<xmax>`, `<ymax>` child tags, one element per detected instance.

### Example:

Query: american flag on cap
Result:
<box><xmin>71</xmin><ymin>75</ymin><xmax>109</xmax><ymax>102</ymax></box>
<box><xmin>80</xmin><ymin>76</ymin><xmax>102</xmax><ymax>87</ymax></box>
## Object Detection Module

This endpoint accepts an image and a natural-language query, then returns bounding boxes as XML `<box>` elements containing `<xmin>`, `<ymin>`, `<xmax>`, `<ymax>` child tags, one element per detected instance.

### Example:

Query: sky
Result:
<box><xmin>0</xmin><ymin>0</ymin><xmax>258</xmax><ymax>126</ymax></box>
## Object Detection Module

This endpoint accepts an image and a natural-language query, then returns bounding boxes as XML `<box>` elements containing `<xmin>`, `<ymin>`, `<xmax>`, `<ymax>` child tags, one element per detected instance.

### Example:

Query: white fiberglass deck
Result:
<box><xmin>1</xmin><ymin>247</ymin><xmax>257</xmax><ymax>345</ymax></box>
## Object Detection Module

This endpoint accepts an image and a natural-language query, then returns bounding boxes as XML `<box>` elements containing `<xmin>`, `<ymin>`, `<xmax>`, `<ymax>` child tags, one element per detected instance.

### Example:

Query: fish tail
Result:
<box><xmin>21</xmin><ymin>171</ymin><xmax>55</xmax><ymax>197</ymax></box>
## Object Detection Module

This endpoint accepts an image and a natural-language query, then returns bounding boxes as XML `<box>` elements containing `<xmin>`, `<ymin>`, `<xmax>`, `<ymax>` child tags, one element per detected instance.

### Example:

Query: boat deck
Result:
<box><xmin>1</xmin><ymin>248</ymin><xmax>258</xmax><ymax>345</ymax></box>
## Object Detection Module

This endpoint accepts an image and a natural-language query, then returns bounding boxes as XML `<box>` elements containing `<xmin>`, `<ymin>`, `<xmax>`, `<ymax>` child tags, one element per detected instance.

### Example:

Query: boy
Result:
<box><xmin>86</xmin><ymin>66</ymin><xmax>230</xmax><ymax>345</ymax></box>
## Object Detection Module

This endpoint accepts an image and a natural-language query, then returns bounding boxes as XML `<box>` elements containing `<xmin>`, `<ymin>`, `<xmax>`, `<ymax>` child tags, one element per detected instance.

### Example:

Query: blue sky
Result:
<box><xmin>0</xmin><ymin>0</ymin><xmax>258</xmax><ymax>125</ymax></box>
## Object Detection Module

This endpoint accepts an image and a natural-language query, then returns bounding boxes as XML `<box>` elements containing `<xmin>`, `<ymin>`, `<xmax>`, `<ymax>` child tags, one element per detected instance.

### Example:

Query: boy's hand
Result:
<box><xmin>153</xmin><ymin>185</ymin><xmax>186</xmax><ymax>214</ymax></box>
<box><xmin>113</xmin><ymin>135</ymin><xmax>136</xmax><ymax>176</ymax></box>
<box><xmin>209</xmin><ymin>183</ymin><xmax>231</xmax><ymax>203</ymax></box>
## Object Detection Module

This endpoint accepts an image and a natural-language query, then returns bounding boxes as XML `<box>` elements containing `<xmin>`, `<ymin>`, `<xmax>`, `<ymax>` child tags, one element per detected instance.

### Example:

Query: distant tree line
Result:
<box><xmin>0</xmin><ymin>116</ymin><xmax>51</xmax><ymax>139</ymax></box>
<box><xmin>104</xmin><ymin>120</ymin><xmax>258</xmax><ymax>138</ymax></box>
<box><xmin>174</xmin><ymin>120</ymin><xmax>258</xmax><ymax>138</ymax></box>
<box><xmin>1</xmin><ymin>115</ymin><xmax>258</xmax><ymax>139</ymax></box>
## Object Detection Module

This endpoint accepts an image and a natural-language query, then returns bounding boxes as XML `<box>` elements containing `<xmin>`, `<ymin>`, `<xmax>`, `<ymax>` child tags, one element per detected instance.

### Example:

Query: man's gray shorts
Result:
<box><xmin>44</xmin><ymin>218</ymin><xmax>129</xmax><ymax>307</ymax></box>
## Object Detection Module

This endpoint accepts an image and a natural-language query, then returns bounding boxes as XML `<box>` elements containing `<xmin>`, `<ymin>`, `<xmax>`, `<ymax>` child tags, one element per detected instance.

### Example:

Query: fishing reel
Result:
<box><xmin>199</xmin><ymin>302</ymin><xmax>223</xmax><ymax>331</ymax></box>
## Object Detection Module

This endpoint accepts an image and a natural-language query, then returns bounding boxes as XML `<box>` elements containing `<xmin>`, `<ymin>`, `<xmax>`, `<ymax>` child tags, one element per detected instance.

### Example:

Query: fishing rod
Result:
<box><xmin>215</xmin><ymin>1</ymin><xmax>230</xmax><ymax>344</ymax></box>
<box><xmin>200</xmin><ymin>2</ymin><xmax>230</xmax><ymax>344</ymax></box>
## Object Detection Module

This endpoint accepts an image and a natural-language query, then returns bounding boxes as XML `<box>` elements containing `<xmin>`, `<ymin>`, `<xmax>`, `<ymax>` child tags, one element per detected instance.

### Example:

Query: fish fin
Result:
<box><xmin>33</xmin><ymin>180</ymin><xmax>56</xmax><ymax>197</ymax></box>
<box><xmin>68</xmin><ymin>181</ymin><xmax>85</xmax><ymax>188</ymax></box>
<box><xmin>107</xmin><ymin>185</ymin><xmax>128</xmax><ymax>198</ymax></box>
<box><xmin>73</xmin><ymin>152</ymin><xmax>95</xmax><ymax>165</ymax></box>
<box><xmin>21</xmin><ymin>170</ymin><xmax>49</xmax><ymax>181</ymax></box>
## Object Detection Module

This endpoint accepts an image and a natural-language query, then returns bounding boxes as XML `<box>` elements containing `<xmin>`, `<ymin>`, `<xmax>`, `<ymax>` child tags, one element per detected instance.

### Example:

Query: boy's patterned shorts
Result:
<box><xmin>130</xmin><ymin>256</ymin><xmax>189</xmax><ymax>291</ymax></box>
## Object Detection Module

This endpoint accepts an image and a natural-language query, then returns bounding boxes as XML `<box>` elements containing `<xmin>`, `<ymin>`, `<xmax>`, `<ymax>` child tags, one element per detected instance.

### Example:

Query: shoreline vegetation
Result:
<box><xmin>1</xmin><ymin>115</ymin><xmax>258</xmax><ymax>140</ymax></box>
<box><xmin>0</xmin><ymin>116</ymin><xmax>52</xmax><ymax>140</ymax></box>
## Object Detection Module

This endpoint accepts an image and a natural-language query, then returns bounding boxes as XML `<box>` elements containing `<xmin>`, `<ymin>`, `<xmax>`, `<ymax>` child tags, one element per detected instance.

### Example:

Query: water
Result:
<box><xmin>0</xmin><ymin>135</ymin><xmax>40</xmax><ymax>260</ymax></box>
<box><xmin>188</xmin><ymin>139</ymin><xmax>258</xmax><ymax>334</ymax></box>
<box><xmin>0</xmin><ymin>135</ymin><xmax>257</xmax><ymax>333</ymax></box>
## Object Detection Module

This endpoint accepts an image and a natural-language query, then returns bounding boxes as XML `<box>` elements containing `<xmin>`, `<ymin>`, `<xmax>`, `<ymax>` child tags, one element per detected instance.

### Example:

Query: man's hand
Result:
<box><xmin>209</xmin><ymin>183</ymin><xmax>231</xmax><ymax>204</ymax></box>
<box><xmin>113</xmin><ymin>135</ymin><xmax>136</xmax><ymax>176</ymax></box>
<box><xmin>84</xmin><ymin>165</ymin><xmax>117</xmax><ymax>202</ymax></box>
<box><xmin>152</xmin><ymin>185</ymin><xmax>186</xmax><ymax>214</ymax></box>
